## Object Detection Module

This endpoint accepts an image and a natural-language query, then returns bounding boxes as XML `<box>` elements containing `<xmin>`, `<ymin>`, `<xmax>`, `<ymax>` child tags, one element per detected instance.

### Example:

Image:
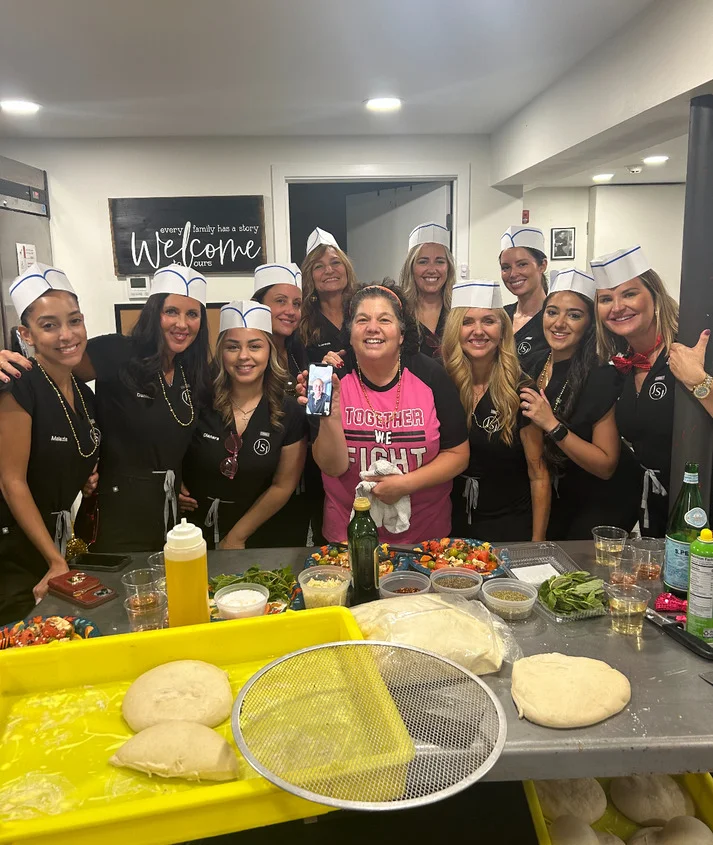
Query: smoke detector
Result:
<box><xmin>627</xmin><ymin>165</ymin><xmax>644</xmax><ymax>174</ymax></box>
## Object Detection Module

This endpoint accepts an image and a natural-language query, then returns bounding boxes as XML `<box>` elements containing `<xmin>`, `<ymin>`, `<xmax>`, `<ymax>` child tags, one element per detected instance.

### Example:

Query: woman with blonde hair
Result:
<box><xmin>180</xmin><ymin>301</ymin><xmax>306</xmax><ymax>549</ymax></box>
<box><xmin>592</xmin><ymin>245</ymin><xmax>713</xmax><ymax>541</ymax></box>
<box><xmin>398</xmin><ymin>222</ymin><xmax>456</xmax><ymax>357</ymax></box>
<box><xmin>442</xmin><ymin>280</ymin><xmax>550</xmax><ymax>542</ymax></box>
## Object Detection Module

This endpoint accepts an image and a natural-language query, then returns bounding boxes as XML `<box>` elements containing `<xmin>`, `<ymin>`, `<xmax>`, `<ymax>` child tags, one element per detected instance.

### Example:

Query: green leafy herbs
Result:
<box><xmin>538</xmin><ymin>571</ymin><xmax>606</xmax><ymax>616</ymax></box>
<box><xmin>209</xmin><ymin>566</ymin><xmax>296</xmax><ymax>605</ymax></box>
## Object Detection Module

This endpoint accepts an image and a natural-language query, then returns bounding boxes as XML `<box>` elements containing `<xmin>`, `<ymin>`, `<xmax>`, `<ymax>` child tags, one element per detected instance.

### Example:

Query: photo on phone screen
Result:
<box><xmin>306</xmin><ymin>364</ymin><xmax>333</xmax><ymax>416</ymax></box>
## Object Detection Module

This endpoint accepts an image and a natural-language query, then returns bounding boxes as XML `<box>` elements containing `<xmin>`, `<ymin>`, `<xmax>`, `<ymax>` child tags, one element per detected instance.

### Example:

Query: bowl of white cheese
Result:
<box><xmin>214</xmin><ymin>583</ymin><xmax>269</xmax><ymax>619</ymax></box>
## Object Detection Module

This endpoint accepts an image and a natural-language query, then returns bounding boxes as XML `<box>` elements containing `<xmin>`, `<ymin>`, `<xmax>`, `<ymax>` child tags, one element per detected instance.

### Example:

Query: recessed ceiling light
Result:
<box><xmin>643</xmin><ymin>155</ymin><xmax>669</xmax><ymax>165</ymax></box>
<box><xmin>0</xmin><ymin>99</ymin><xmax>41</xmax><ymax>115</ymax></box>
<box><xmin>365</xmin><ymin>97</ymin><xmax>402</xmax><ymax>112</ymax></box>
<box><xmin>592</xmin><ymin>173</ymin><xmax>615</xmax><ymax>182</ymax></box>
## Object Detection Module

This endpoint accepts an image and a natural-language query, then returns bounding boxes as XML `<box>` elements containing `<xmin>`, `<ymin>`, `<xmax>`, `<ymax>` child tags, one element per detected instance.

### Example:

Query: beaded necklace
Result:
<box><xmin>356</xmin><ymin>360</ymin><xmax>402</xmax><ymax>440</ymax></box>
<box><xmin>35</xmin><ymin>360</ymin><xmax>99</xmax><ymax>459</ymax></box>
<box><xmin>158</xmin><ymin>364</ymin><xmax>195</xmax><ymax>427</ymax></box>
<box><xmin>538</xmin><ymin>353</ymin><xmax>569</xmax><ymax>414</ymax></box>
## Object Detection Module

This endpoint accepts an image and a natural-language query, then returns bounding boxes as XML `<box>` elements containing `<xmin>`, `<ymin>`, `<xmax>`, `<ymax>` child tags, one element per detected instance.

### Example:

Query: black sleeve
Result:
<box><xmin>8</xmin><ymin>367</ymin><xmax>37</xmax><ymax>416</ymax></box>
<box><xmin>281</xmin><ymin>397</ymin><xmax>307</xmax><ymax>446</ymax></box>
<box><xmin>576</xmin><ymin>364</ymin><xmax>621</xmax><ymax>425</ymax></box>
<box><xmin>86</xmin><ymin>334</ymin><xmax>132</xmax><ymax>382</ymax></box>
<box><xmin>405</xmin><ymin>353</ymin><xmax>468</xmax><ymax>449</ymax></box>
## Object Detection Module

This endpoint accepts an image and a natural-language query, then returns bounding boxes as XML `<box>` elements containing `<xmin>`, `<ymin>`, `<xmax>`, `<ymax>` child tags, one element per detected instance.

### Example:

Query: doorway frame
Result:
<box><xmin>271</xmin><ymin>161</ymin><xmax>471</xmax><ymax>267</ymax></box>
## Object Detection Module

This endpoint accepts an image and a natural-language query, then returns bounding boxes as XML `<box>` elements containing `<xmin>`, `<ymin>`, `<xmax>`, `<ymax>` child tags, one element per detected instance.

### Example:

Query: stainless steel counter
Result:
<box><xmin>35</xmin><ymin>541</ymin><xmax>713</xmax><ymax>782</ymax></box>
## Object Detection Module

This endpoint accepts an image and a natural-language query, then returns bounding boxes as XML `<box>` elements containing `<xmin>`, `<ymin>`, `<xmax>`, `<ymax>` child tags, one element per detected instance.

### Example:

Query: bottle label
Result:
<box><xmin>687</xmin><ymin>551</ymin><xmax>713</xmax><ymax>642</ymax></box>
<box><xmin>664</xmin><ymin>536</ymin><xmax>691</xmax><ymax>591</ymax></box>
<box><xmin>685</xmin><ymin>507</ymin><xmax>708</xmax><ymax>529</ymax></box>
<box><xmin>684</xmin><ymin>472</ymin><xmax>699</xmax><ymax>484</ymax></box>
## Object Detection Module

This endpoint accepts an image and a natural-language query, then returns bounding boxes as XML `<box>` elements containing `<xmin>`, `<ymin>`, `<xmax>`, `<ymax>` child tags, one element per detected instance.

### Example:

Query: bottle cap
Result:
<box><xmin>166</xmin><ymin>518</ymin><xmax>204</xmax><ymax>549</ymax></box>
<box><xmin>353</xmin><ymin>497</ymin><xmax>371</xmax><ymax>511</ymax></box>
<box><xmin>699</xmin><ymin>528</ymin><xmax>713</xmax><ymax>543</ymax></box>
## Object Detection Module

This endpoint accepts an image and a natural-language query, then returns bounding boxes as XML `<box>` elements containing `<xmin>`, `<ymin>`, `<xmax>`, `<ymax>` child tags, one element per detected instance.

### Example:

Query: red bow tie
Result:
<box><xmin>611</xmin><ymin>335</ymin><xmax>662</xmax><ymax>374</ymax></box>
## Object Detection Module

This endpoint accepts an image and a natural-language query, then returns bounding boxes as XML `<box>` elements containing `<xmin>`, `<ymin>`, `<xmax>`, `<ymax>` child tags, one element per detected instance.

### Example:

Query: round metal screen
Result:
<box><xmin>232</xmin><ymin>641</ymin><xmax>507</xmax><ymax>811</ymax></box>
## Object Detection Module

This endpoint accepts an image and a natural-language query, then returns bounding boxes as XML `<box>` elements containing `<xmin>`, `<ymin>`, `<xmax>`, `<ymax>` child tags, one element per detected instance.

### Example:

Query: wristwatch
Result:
<box><xmin>691</xmin><ymin>374</ymin><xmax>713</xmax><ymax>400</ymax></box>
<box><xmin>546</xmin><ymin>422</ymin><xmax>569</xmax><ymax>442</ymax></box>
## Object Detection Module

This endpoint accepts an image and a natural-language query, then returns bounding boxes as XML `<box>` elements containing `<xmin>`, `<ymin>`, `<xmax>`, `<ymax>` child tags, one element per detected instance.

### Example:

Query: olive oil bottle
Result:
<box><xmin>348</xmin><ymin>497</ymin><xmax>380</xmax><ymax>605</ymax></box>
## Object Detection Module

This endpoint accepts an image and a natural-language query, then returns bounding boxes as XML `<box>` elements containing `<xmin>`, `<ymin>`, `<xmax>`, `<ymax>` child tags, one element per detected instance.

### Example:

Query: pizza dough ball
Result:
<box><xmin>549</xmin><ymin>815</ymin><xmax>600</xmax><ymax>845</ymax></box>
<box><xmin>122</xmin><ymin>660</ymin><xmax>233</xmax><ymax>731</ymax></box>
<box><xmin>110</xmin><ymin>721</ymin><xmax>239</xmax><ymax>781</ymax></box>
<box><xmin>629</xmin><ymin>830</ymin><xmax>663</xmax><ymax>845</ymax></box>
<box><xmin>628</xmin><ymin>817</ymin><xmax>713</xmax><ymax>845</ymax></box>
<box><xmin>511</xmin><ymin>653</ymin><xmax>631</xmax><ymax>728</ymax></box>
<box><xmin>611</xmin><ymin>775</ymin><xmax>695</xmax><ymax>826</ymax></box>
<box><xmin>535</xmin><ymin>778</ymin><xmax>607</xmax><ymax>824</ymax></box>
<box><xmin>596</xmin><ymin>832</ymin><xmax>626</xmax><ymax>845</ymax></box>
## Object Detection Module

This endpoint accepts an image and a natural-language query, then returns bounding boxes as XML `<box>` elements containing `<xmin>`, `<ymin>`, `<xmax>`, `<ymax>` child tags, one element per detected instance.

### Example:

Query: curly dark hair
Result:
<box><xmin>119</xmin><ymin>293</ymin><xmax>213</xmax><ymax>408</ymax></box>
<box><xmin>346</xmin><ymin>279</ymin><xmax>420</xmax><ymax>356</ymax></box>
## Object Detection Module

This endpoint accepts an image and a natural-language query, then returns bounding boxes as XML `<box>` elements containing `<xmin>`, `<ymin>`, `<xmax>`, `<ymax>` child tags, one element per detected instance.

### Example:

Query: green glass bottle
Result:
<box><xmin>348</xmin><ymin>497</ymin><xmax>380</xmax><ymax>605</ymax></box>
<box><xmin>663</xmin><ymin>462</ymin><xmax>709</xmax><ymax>597</ymax></box>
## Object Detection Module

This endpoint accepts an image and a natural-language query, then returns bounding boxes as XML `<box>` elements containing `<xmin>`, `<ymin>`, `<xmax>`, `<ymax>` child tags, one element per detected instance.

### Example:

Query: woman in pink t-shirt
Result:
<box><xmin>300</xmin><ymin>282</ymin><xmax>469</xmax><ymax>544</ymax></box>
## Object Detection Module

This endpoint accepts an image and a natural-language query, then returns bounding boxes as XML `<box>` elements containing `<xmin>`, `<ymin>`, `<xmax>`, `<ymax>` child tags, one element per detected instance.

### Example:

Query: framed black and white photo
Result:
<box><xmin>551</xmin><ymin>227</ymin><xmax>575</xmax><ymax>260</ymax></box>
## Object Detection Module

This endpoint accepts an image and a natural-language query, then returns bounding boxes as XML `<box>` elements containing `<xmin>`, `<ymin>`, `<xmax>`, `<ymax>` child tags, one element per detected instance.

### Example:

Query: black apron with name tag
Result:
<box><xmin>306</xmin><ymin>310</ymin><xmax>351</xmax><ymax>363</ymax></box>
<box><xmin>417</xmin><ymin>308</ymin><xmax>448</xmax><ymax>359</ymax></box>
<box><xmin>504</xmin><ymin>303</ymin><xmax>549</xmax><ymax>368</ymax></box>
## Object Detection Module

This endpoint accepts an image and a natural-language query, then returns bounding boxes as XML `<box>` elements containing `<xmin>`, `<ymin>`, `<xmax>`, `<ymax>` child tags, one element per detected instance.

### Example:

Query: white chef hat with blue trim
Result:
<box><xmin>150</xmin><ymin>264</ymin><xmax>207</xmax><ymax>305</ymax></box>
<box><xmin>549</xmin><ymin>268</ymin><xmax>597</xmax><ymax>301</ymax></box>
<box><xmin>451</xmin><ymin>280</ymin><xmax>503</xmax><ymax>310</ymax></box>
<box><xmin>252</xmin><ymin>263</ymin><xmax>302</xmax><ymax>297</ymax></box>
<box><xmin>590</xmin><ymin>246</ymin><xmax>651</xmax><ymax>289</ymax></box>
<box><xmin>500</xmin><ymin>225</ymin><xmax>546</xmax><ymax>254</ymax></box>
<box><xmin>10</xmin><ymin>263</ymin><xmax>77</xmax><ymax>319</ymax></box>
<box><xmin>220</xmin><ymin>300</ymin><xmax>272</xmax><ymax>334</ymax></box>
<box><xmin>408</xmin><ymin>221</ymin><xmax>451</xmax><ymax>251</ymax></box>
<box><xmin>306</xmin><ymin>227</ymin><xmax>339</xmax><ymax>255</ymax></box>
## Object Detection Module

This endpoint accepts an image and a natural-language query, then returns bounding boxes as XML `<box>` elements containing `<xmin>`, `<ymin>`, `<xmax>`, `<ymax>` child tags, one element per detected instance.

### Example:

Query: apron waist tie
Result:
<box><xmin>461</xmin><ymin>476</ymin><xmax>479</xmax><ymax>526</ymax></box>
<box><xmin>153</xmin><ymin>470</ymin><xmax>177</xmax><ymax>540</ymax></box>
<box><xmin>204</xmin><ymin>497</ymin><xmax>236</xmax><ymax>546</ymax></box>
<box><xmin>640</xmin><ymin>467</ymin><xmax>667</xmax><ymax>530</ymax></box>
<box><xmin>51</xmin><ymin>510</ymin><xmax>72</xmax><ymax>558</ymax></box>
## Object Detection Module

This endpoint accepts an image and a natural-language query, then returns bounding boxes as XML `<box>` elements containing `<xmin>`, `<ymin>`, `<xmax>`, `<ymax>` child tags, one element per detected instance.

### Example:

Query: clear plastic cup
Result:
<box><xmin>592</xmin><ymin>526</ymin><xmax>628</xmax><ymax>567</ymax></box>
<box><xmin>121</xmin><ymin>568</ymin><xmax>157</xmax><ymax>598</ymax></box>
<box><xmin>604</xmin><ymin>582</ymin><xmax>651</xmax><ymax>635</ymax></box>
<box><xmin>147</xmin><ymin>552</ymin><xmax>166</xmax><ymax>592</ymax></box>
<box><xmin>631</xmin><ymin>538</ymin><xmax>665</xmax><ymax>581</ymax></box>
<box><xmin>610</xmin><ymin>544</ymin><xmax>638</xmax><ymax>585</ymax></box>
<box><xmin>379</xmin><ymin>571</ymin><xmax>431</xmax><ymax>598</ymax></box>
<box><xmin>214</xmin><ymin>583</ymin><xmax>269</xmax><ymax>619</ymax></box>
<box><xmin>298</xmin><ymin>566</ymin><xmax>351</xmax><ymax>609</ymax></box>
<box><xmin>480</xmin><ymin>579</ymin><xmax>538</xmax><ymax>621</ymax></box>
<box><xmin>430</xmin><ymin>567</ymin><xmax>482</xmax><ymax>599</ymax></box>
<box><xmin>124</xmin><ymin>592</ymin><xmax>167</xmax><ymax>632</ymax></box>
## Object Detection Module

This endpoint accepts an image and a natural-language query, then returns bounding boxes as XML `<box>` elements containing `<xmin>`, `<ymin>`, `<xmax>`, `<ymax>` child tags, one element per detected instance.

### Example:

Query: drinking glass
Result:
<box><xmin>124</xmin><ymin>593</ymin><xmax>168</xmax><ymax>632</ymax></box>
<box><xmin>631</xmin><ymin>538</ymin><xmax>665</xmax><ymax>581</ymax></box>
<box><xmin>604</xmin><ymin>583</ymin><xmax>651</xmax><ymax>635</ymax></box>
<box><xmin>610</xmin><ymin>545</ymin><xmax>637</xmax><ymax>585</ymax></box>
<box><xmin>592</xmin><ymin>526</ymin><xmax>628</xmax><ymax>567</ymax></box>
<box><xmin>147</xmin><ymin>552</ymin><xmax>166</xmax><ymax>592</ymax></box>
<box><xmin>121</xmin><ymin>568</ymin><xmax>157</xmax><ymax>598</ymax></box>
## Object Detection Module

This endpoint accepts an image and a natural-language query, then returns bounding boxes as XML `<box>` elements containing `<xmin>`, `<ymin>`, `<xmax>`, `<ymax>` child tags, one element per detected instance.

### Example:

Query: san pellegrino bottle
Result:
<box><xmin>663</xmin><ymin>462</ymin><xmax>709</xmax><ymax>596</ymax></box>
<box><xmin>348</xmin><ymin>497</ymin><xmax>380</xmax><ymax>605</ymax></box>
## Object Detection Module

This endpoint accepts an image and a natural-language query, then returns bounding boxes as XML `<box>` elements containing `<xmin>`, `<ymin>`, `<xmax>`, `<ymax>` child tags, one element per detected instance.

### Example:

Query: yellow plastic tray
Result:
<box><xmin>0</xmin><ymin>607</ymin><xmax>363</xmax><ymax>845</ymax></box>
<box><xmin>524</xmin><ymin>772</ymin><xmax>713</xmax><ymax>844</ymax></box>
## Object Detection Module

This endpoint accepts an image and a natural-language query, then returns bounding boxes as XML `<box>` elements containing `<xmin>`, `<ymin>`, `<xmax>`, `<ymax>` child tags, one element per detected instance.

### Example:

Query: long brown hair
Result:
<box><xmin>595</xmin><ymin>269</ymin><xmax>679</xmax><ymax>362</ymax></box>
<box><xmin>212</xmin><ymin>330</ymin><xmax>286</xmax><ymax>431</ymax></box>
<box><xmin>398</xmin><ymin>243</ymin><xmax>456</xmax><ymax>313</ymax></box>
<box><xmin>299</xmin><ymin>244</ymin><xmax>358</xmax><ymax>345</ymax></box>
<box><xmin>441</xmin><ymin>307</ymin><xmax>523</xmax><ymax>445</ymax></box>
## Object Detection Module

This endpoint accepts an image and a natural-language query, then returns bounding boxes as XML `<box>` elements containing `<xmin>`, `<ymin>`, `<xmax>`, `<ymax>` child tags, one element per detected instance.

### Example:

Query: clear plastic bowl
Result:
<box><xmin>430</xmin><ymin>567</ymin><xmax>483</xmax><ymax>599</ymax></box>
<box><xmin>214</xmin><ymin>582</ymin><xmax>269</xmax><ymax>619</ymax></box>
<box><xmin>481</xmin><ymin>578</ymin><xmax>537</xmax><ymax>621</ymax></box>
<box><xmin>379</xmin><ymin>571</ymin><xmax>431</xmax><ymax>599</ymax></box>
<box><xmin>298</xmin><ymin>565</ymin><xmax>351</xmax><ymax>609</ymax></box>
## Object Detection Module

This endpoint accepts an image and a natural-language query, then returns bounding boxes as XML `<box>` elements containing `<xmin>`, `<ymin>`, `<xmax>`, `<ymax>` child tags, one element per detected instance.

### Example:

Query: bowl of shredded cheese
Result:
<box><xmin>298</xmin><ymin>565</ymin><xmax>351</xmax><ymax>609</ymax></box>
<box><xmin>214</xmin><ymin>582</ymin><xmax>269</xmax><ymax>619</ymax></box>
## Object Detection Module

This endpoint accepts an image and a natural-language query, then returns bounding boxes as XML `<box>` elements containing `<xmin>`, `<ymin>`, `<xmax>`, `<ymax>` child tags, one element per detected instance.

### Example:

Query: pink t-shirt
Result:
<box><xmin>320</xmin><ymin>354</ymin><xmax>468</xmax><ymax>544</ymax></box>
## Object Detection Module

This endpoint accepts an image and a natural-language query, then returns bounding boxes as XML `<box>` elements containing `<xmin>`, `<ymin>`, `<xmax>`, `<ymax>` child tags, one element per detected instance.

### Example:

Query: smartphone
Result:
<box><xmin>306</xmin><ymin>364</ymin><xmax>334</xmax><ymax>416</ymax></box>
<box><xmin>68</xmin><ymin>552</ymin><xmax>131</xmax><ymax>572</ymax></box>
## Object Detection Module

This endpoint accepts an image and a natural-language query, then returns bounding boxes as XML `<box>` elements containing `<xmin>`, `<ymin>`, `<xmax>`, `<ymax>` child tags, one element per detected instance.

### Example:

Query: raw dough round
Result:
<box><xmin>629</xmin><ymin>830</ymin><xmax>663</xmax><ymax>845</ymax></box>
<box><xmin>611</xmin><ymin>775</ymin><xmax>695</xmax><ymax>826</ymax></box>
<box><xmin>549</xmin><ymin>815</ymin><xmax>600</xmax><ymax>845</ymax></box>
<box><xmin>535</xmin><ymin>778</ymin><xmax>607</xmax><ymax>824</ymax></box>
<box><xmin>511</xmin><ymin>653</ymin><xmax>631</xmax><ymax>728</ymax></box>
<box><xmin>122</xmin><ymin>660</ymin><xmax>233</xmax><ymax>731</ymax></box>
<box><xmin>659</xmin><ymin>816</ymin><xmax>713</xmax><ymax>845</ymax></box>
<box><xmin>596</xmin><ymin>832</ymin><xmax>626</xmax><ymax>845</ymax></box>
<box><xmin>110</xmin><ymin>721</ymin><xmax>239</xmax><ymax>781</ymax></box>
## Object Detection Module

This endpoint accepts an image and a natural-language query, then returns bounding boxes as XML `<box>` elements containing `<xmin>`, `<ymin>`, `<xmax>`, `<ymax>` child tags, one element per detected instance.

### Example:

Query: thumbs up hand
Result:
<box><xmin>669</xmin><ymin>329</ymin><xmax>710</xmax><ymax>390</ymax></box>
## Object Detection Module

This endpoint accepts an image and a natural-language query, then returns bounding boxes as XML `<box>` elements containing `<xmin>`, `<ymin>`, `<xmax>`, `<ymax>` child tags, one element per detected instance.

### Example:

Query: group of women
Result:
<box><xmin>0</xmin><ymin>221</ymin><xmax>711</xmax><ymax>624</ymax></box>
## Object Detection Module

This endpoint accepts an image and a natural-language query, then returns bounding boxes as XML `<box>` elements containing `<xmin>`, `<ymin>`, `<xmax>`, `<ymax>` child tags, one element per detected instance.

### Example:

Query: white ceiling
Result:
<box><xmin>0</xmin><ymin>0</ymin><xmax>656</xmax><ymax>139</ymax></box>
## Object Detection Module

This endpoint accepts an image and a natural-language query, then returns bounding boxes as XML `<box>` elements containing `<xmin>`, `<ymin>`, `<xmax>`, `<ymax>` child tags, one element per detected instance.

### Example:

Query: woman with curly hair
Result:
<box><xmin>442</xmin><ymin>280</ymin><xmax>550</xmax><ymax>542</ymax></box>
<box><xmin>398</xmin><ymin>222</ymin><xmax>456</xmax><ymax>357</ymax></box>
<box><xmin>180</xmin><ymin>301</ymin><xmax>306</xmax><ymax>549</ymax></box>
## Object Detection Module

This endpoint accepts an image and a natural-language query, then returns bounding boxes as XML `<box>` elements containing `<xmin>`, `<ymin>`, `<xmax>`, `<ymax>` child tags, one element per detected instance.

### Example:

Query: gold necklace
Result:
<box><xmin>232</xmin><ymin>400</ymin><xmax>260</xmax><ymax>420</ymax></box>
<box><xmin>537</xmin><ymin>352</ymin><xmax>552</xmax><ymax>390</ymax></box>
<box><xmin>158</xmin><ymin>364</ymin><xmax>194</xmax><ymax>427</ymax></box>
<box><xmin>356</xmin><ymin>360</ymin><xmax>402</xmax><ymax>436</ymax></box>
<box><xmin>35</xmin><ymin>360</ymin><xmax>99</xmax><ymax>459</ymax></box>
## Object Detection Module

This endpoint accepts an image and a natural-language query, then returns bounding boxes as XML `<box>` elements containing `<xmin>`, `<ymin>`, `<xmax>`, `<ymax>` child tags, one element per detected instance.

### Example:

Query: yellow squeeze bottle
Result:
<box><xmin>164</xmin><ymin>518</ymin><xmax>210</xmax><ymax>627</ymax></box>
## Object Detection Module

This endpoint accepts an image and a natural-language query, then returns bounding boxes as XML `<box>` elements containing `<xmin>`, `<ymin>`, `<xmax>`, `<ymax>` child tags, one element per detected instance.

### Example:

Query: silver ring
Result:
<box><xmin>523</xmin><ymin>402</ymin><xmax>530</xmax><ymax>409</ymax></box>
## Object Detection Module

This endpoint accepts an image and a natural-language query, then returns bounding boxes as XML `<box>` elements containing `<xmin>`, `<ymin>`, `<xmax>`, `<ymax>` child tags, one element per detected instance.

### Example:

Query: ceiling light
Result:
<box><xmin>592</xmin><ymin>173</ymin><xmax>615</xmax><ymax>182</ymax></box>
<box><xmin>643</xmin><ymin>155</ymin><xmax>669</xmax><ymax>165</ymax></box>
<box><xmin>0</xmin><ymin>99</ymin><xmax>41</xmax><ymax>115</ymax></box>
<box><xmin>365</xmin><ymin>97</ymin><xmax>402</xmax><ymax>112</ymax></box>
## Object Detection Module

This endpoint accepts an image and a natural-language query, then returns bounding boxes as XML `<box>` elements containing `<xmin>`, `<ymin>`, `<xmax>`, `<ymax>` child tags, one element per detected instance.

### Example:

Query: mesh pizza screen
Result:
<box><xmin>231</xmin><ymin>641</ymin><xmax>506</xmax><ymax>810</ymax></box>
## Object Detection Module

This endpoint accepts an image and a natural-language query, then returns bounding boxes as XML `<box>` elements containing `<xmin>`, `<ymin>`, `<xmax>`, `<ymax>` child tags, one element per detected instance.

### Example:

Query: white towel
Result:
<box><xmin>354</xmin><ymin>459</ymin><xmax>411</xmax><ymax>535</ymax></box>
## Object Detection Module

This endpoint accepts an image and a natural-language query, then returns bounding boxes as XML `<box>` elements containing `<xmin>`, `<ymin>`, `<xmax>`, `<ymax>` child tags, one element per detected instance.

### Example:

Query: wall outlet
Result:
<box><xmin>460</xmin><ymin>263</ymin><xmax>468</xmax><ymax>279</ymax></box>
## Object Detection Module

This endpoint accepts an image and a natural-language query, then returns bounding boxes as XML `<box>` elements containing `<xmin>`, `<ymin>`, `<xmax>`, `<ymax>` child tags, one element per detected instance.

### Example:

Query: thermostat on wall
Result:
<box><xmin>127</xmin><ymin>276</ymin><xmax>150</xmax><ymax>300</ymax></box>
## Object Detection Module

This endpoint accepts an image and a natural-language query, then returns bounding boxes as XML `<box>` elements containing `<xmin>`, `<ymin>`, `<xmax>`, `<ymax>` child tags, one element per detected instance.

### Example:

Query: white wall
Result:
<box><xmin>523</xmin><ymin>187</ymin><xmax>590</xmax><ymax>266</ymax></box>
<box><xmin>0</xmin><ymin>135</ymin><xmax>520</xmax><ymax>335</ymax></box>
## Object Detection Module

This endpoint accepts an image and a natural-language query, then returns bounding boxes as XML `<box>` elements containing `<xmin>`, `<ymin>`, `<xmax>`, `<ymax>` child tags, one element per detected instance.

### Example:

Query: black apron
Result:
<box><xmin>417</xmin><ymin>308</ymin><xmax>448</xmax><ymax>359</ymax></box>
<box><xmin>306</xmin><ymin>310</ymin><xmax>351</xmax><ymax>363</ymax></box>
<box><xmin>504</xmin><ymin>303</ymin><xmax>549</xmax><ymax>367</ymax></box>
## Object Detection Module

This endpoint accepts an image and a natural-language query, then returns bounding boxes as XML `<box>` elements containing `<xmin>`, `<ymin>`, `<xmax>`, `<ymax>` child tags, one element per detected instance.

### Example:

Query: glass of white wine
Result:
<box><xmin>592</xmin><ymin>525</ymin><xmax>628</xmax><ymax>567</ymax></box>
<box><xmin>604</xmin><ymin>583</ymin><xmax>651</xmax><ymax>635</ymax></box>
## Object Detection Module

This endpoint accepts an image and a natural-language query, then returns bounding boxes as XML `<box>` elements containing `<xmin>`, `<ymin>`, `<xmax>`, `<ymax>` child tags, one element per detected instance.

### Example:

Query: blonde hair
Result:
<box><xmin>595</xmin><ymin>269</ymin><xmax>679</xmax><ymax>362</ymax></box>
<box><xmin>398</xmin><ymin>243</ymin><xmax>456</xmax><ymax>316</ymax></box>
<box><xmin>299</xmin><ymin>244</ymin><xmax>358</xmax><ymax>345</ymax></box>
<box><xmin>213</xmin><ymin>331</ymin><xmax>286</xmax><ymax>431</ymax></box>
<box><xmin>441</xmin><ymin>307</ymin><xmax>523</xmax><ymax>446</ymax></box>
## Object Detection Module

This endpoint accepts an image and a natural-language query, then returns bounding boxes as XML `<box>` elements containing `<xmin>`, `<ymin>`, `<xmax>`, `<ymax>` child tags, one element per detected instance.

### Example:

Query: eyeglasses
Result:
<box><xmin>220</xmin><ymin>431</ymin><xmax>242</xmax><ymax>479</ymax></box>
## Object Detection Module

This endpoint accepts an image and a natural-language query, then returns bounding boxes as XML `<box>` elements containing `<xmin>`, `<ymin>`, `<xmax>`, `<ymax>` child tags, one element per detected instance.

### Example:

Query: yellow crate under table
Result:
<box><xmin>0</xmin><ymin>607</ymin><xmax>362</xmax><ymax>845</ymax></box>
<box><xmin>524</xmin><ymin>772</ymin><xmax>713</xmax><ymax>844</ymax></box>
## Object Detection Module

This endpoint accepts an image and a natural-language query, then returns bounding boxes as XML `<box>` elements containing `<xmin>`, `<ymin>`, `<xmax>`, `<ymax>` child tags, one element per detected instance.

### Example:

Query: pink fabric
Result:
<box><xmin>322</xmin><ymin>369</ymin><xmax>452</xmax><ymax>543</ymax></box>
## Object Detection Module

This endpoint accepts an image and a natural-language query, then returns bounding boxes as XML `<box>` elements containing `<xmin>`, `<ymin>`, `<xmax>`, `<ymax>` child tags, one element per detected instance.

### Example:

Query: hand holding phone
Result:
<box><xmin>306</xmin><ymin>364</ymin><xmax>334</xmax><ymax>416</ymax></box>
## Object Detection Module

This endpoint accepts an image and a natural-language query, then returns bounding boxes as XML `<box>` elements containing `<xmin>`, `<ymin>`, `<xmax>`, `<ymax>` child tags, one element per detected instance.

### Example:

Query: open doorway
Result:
<box><xmin>288</xmin><ymin>180</ymin><xmax>453</xmax><ymax>281</ymax></box>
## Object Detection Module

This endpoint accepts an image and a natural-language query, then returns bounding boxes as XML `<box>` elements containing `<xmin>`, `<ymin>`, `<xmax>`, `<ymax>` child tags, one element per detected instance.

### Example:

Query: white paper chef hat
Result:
<box><xmin>451</xmin><ymin>280</ymin><xmax>503</xmax><ymax>310</ymax></box>
<box><xmin>150</xmin><ymin>264</ymin><xmax>207</xmax><ymax>305</ymax></box>
<box><xmin>589</xmin><ymin>246</ymin><xmax>651</xmax><ymax>290</ymax></box>
<box><xmin>306</xmin><ymin>227</ymin><xmax>339</xmax><ymax>255</ymax></box>
<box><xmin>253</xmin><ymin>263</ymin><xmax>302</xmax><ymax>297</ymax></box>
<box><xmin>219</xmin><ymin>300</ymin><xmax>273</xmax><ymax>334</ymax></box>
<box><xmin>9</xmin><ymin>263</ymin><xmax>77</xmax><ymax>319</ymax></box>
<box><xmin>548</xmin><ymin>268</ymin><xmax>597</xmax><ymax>301</ymax></box>
<box><xmin>500</xmin><ymin>225</ymin><xmax>546</xmax><ymax>254</ymax></box>
<box><xmin>408</xmin><ymin>222</ymin><xmax>451</xmax><ymax>251</ymax></box>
